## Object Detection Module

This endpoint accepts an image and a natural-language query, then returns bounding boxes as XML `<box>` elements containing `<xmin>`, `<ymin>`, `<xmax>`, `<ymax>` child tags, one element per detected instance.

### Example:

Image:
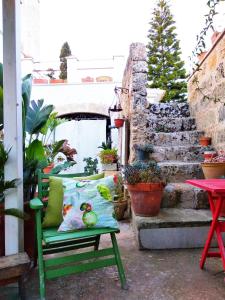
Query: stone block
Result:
<box><xmin>132</xmin><ymin>208</ymin><xmax>216</xmax><ymax>249</ymax></box>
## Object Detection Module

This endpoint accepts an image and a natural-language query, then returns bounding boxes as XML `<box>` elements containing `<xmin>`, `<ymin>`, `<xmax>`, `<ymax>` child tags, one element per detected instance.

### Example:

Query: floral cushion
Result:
<box><xmin>58</xmin><ymin>176</ymin><xmax>118</xmax><ymax>231</ymax></box>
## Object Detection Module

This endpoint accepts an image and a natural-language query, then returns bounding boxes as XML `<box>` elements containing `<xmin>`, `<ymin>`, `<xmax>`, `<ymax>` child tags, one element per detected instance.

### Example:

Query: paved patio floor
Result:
<box><xmin>1</xmin><ymin>221</ymin><xmax>225</xmax><ymax>300</ymax></box>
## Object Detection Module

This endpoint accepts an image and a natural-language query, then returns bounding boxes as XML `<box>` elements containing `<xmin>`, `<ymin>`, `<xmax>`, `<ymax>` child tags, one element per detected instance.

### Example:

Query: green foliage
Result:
<box><xmin>123</xmin><ymin>160</ymin><xmax>163</xmax><ymax>184</ymax></box>
<box><xmin>146</xmin><ymin>0</ymin><xmax>187</xmax><ymax>102</ymax></box>
<box><xmin>59</xmin><ymin>42</ymin><xmax>72</xmax><ymax>80</ymax></box>
<box><xmin>191</xmin><ymin>0</ymin><xmax>223</xmax><ymax>69</ymax></box>
<box><xmin>98</xmin><ymin>148</ymin><xmax>118</xmax><ymax>164</ymax></box>
<box><xmin>83</xmin><ymin>157</ymin><xmax>98</xmax><ymax>175</ymax></box>
<box><xmin>26</xmin><ymin>99</ymin><xmax>54</xmax><ymax>135</ymax></box>
<box><xmin>98</xmin><ymin>140</ymin><xmax>112</xmax><ymax>150</ymax></box>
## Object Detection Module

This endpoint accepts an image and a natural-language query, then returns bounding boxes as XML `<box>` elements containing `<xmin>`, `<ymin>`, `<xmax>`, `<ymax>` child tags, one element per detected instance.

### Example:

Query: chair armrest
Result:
<box><xmin>30</xmin><ymin>198</ymin><xmax>43</xmax><ymax>210</ymax></box>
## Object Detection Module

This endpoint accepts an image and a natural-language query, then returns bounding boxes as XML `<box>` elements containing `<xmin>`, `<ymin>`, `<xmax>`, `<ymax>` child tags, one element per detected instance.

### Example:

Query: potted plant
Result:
<box><xmin>134</xmin><ymin>143</ymin><xmax>154</xmax><ymax>161</ymax></box>
<box><xmin>113</xmin><ymin>174</ymin><xmax>127</xmax><ymax>220</ymax></box>
<box><xmin>199</xmin><ymin>136</ymin><xmax>211</xmax><ymax>146</ymax></box>
<box><xmin>98</xmin><ymin>148</ymin><xmax>118</xmax><ymax>171</ymax></box>
<box><xmin>201</xmin><ymin>150</ymin><xmax>225</xmax><ymax>179</ymax></box>
<box><xmin>202</xmin><ymin>146</ymin><xmax>217</xmax><ymax>161</ymax></box>
<box><xmin>98</xmin><ymin>141</ymin><xmax>118</xmax><ymax>171</ymax></box>
<box><xmin>123</xmin><ymin>160</ymin><xmax>165</xmax><ymax>217</ymax></box>
<box><xmin>114</xmin><ymin>118</ymin><xmax>124</xmax><ymax>128</ymax></box>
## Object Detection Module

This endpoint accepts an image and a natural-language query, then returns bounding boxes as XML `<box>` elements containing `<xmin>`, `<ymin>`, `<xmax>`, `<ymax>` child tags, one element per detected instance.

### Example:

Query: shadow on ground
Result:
<box><xmin>1</xmin><ymin>221</ymin><xmax>225</xmax><ymax>300</ymax></box>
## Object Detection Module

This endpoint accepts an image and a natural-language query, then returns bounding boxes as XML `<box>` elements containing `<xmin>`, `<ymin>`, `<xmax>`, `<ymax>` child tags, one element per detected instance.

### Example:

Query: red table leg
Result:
<box><xmin>200</xmin><ymin>193</ymin><xmax>223</xmax><ymax>269</ymax></box>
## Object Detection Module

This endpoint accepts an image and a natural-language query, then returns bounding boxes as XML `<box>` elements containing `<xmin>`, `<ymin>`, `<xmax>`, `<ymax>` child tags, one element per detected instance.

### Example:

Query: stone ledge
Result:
<box><xmin>133</xmin><ymin>208</ymin><xmax>212</xmax><ymax>230</ymax></box>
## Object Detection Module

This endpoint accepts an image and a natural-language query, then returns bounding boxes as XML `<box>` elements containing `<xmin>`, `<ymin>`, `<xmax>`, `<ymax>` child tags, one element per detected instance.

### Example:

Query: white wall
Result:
<box><xmin>55</xmin><ymin>119</ymin><xmax>106</xmax><ymax>173</ymax></box>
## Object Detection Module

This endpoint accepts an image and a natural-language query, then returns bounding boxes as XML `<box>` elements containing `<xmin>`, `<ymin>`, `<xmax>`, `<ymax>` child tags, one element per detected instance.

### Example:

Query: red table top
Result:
<box><xmin>186</xmin><ymin>179</ymin><xmax>225</xmax><ymax>193</ymax></box>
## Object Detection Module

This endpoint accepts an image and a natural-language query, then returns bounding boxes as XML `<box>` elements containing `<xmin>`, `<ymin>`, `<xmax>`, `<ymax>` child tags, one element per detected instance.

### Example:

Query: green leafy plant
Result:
<box><xmin>98</xmin><ymin>140</ymin><xmax>112</xmax><ymax>150</ymax></box>
<box><xmin>83</xmin><ymin>157</ymin><xmax>98</xmax><ymax>175</ymax></box>
<box><xmin>113</xmin><ymin>174</ymin><xmax>124</xmax><ymax>201</ymax></box>
<box><xmin>98</xmin><ymin>148</ymin><xmax>118</xmax><ymax>164</ymax></box>
<box><xmin>0</xmin><ymin>141</ymin><xmax>28</xmax><ymax>219</ymax></box>
<box><xmin>146</xmin><ymin>0</ymin><xmax>187</xmax><ymax>102</ymax></box>
<box><xmin>190</xmin><ymin>0</ymin><xmax>223</xmax><ymax>70</ymax></box>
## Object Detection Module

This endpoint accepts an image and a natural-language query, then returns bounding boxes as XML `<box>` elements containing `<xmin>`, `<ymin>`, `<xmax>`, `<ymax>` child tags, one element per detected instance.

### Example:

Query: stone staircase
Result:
<box><xmin>132</xmin><ymin>102</ymin><xmax>214</xmax><ymax>249</ymax></box>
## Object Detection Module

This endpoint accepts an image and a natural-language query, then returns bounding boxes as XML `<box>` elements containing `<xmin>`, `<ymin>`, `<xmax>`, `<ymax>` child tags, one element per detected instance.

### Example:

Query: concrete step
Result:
<box><xmin>152</xmin><ymin>145</ymin><xmax>204</xmax><ymax>162</ymax></box>
<box><xmin>148</xmin><ymin>102</ymin><xmax>190</xmax><ymax>118</ymax></box>
<box><xmin>146</xmin><ymin>117</ymin><xmax>196</xmax><ymax>132</ymax></box>
<box><xmin>162</xmin><ymin>182</ymin><xmax>208</xmax><ymax>209</ymax></box>
<box><xmin>158</xmin><ymin>161</ymin><xmax>204</xmax><ymax>182</ymax></box>
<box><xmin>147</xmin><ymin>130</ymin><xmax>204</xmax><ymax>146</ymax></box>
<box><xmin>132</xmin><ymin>208</ymin><xmax>216</xmax><ymax>249</ymax></box>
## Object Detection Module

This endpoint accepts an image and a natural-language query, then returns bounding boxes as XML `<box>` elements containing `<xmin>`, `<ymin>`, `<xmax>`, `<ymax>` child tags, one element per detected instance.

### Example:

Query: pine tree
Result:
<box><xmin>59</xmin><ymin>42</ymin><xmax>72</xmax><ymax>80</ymax></box>
<box><xmin>146</xmin><ymin>0</ymin><xmax>187</xmax><ymax>102</ymax></box>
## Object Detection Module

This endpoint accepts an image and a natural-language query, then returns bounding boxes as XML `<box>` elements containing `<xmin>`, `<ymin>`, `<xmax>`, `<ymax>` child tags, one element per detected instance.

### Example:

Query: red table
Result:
<box><xmin>186</xmin><ymin>179</ymin><xmax>225</xmax><ymax>270</ymax></box>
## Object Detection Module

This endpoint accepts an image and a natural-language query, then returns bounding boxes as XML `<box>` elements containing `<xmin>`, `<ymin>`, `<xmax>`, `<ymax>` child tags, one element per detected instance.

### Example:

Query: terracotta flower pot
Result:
<box><xmin>33</xmin><ymin>78</ymin><xmax>48</xmax><ymax>84</ymax></box>
<box><xmin>201</xmin><ymin>162</ymin><xmax>225</xmax><ymax>179</ymax></box>
<box><xmin>114</xmin><ymin>118</ymin><xmax>124</xmax><ymax>128</ymax></box>
<box><xmin>50</xmin><ymin>79</ymin><xmax>65</xmax><ymax>84</ymax></box>
<box><xmin>199</xmin><ymin>137</ymin><xmax>211</xmax><ymax>146</ymax></box>
<box><xmin>43</xmin><ymin>163</ymin><xmax>54</xmax><ymax>174</ymax></box>
<box><xmin>126</xmin><ymin>182</ymin><xmax>164</xmax><ymax>217</ymax></box>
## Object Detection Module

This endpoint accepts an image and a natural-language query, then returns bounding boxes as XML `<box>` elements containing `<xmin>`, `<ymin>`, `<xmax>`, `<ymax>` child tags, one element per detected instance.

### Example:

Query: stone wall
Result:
<box><xmin>121</xmin><ymin>43</ymin><xmax>149</xmax><ymax>161</ymax></box>
<box><xmin>188</xmin><ymin>30</ymin><xmax>225</xmax><ymax>150</ymax></box>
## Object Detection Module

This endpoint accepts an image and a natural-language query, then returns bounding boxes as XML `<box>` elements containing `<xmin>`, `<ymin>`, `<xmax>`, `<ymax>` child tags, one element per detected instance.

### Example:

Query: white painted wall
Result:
<box><xmin>55</xmin><ymin>119</ymin><xmax>106</xmax><ymax>173</ymax></box>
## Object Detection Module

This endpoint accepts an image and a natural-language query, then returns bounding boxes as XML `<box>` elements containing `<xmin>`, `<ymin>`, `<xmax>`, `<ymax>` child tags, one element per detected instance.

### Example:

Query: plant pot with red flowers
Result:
<box><xmin>114</xmin><ymin>118</ymin><xmax>124</xmax><ymax>128</ymax></box>
<box><xmin>201</xmin><ymin>151</ymin><xmax>225</xmax><ymax>216</ymax></box>
<box><xmin>123</xmin><ymin>160</ymin><xmax>165</xmax><ymax>217</ymax></box>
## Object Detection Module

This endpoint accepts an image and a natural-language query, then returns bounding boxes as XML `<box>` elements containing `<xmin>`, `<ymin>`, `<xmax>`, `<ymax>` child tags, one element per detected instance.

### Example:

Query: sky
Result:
<box><xmin>40</xmin><ymin>0</ymin><xmax>225</xmax><ymax>70</ymax></box>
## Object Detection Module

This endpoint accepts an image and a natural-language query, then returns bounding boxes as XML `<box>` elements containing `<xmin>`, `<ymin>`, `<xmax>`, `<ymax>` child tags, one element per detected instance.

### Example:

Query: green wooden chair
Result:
<box><xmin>30</xmin><ymin>171</ymin><xmax>127</xmax><ymax>300</ymax></box>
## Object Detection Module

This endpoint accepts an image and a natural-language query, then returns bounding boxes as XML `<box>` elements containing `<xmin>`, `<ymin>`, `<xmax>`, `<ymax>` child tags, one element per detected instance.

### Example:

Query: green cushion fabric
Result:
<box><xmin>42</xmin><ymin>173</ymin><xmax>105</xmax><ymax>228</ymax></box>
<box><xmin>42</xmin><ymin>177</ymin><xmax>64</xmax><ymax>228</ymax></box>
<box><xmin>73</xmin><ymin>173</ymin><xmax>104</xmax><ymax>181</ymax></box>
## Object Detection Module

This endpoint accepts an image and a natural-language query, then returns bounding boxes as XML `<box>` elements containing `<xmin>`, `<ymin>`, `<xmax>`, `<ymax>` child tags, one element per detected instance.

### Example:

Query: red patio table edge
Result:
<box><xmin>186</xmin><ymin>179</ymin><xmax>225</xmax><ymax>270</ymax></box>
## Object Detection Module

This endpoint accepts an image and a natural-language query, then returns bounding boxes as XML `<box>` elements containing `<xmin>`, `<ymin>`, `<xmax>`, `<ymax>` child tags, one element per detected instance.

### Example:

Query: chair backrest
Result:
<box><xmin>37</xmin><ymin>170</ymin><xmax>87</xmax><ymax>201</ymax></box>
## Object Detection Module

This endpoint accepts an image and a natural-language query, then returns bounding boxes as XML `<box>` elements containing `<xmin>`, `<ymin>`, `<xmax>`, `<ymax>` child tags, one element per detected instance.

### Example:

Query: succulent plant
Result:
<box><xmin>133</xmin><ymin>143</ymin><xmax>154</xmax><ymax>153</ymax></box>
<box><xmin>123</xmin><ymin>160</ymin><xmax>163</xmax><ymax>185</ymax></box>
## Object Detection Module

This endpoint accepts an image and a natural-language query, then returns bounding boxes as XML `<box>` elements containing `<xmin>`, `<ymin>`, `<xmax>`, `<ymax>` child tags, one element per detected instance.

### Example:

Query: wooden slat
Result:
<box><xmin>45</xmin><ymin>248</ymin><xmax>114</xmax><ymax>267</ymax></box>
<box><xmin>46</xmin><ymin>258</ymin><xmax>116</xmax><ymax>280</ymax></box>
<box><xmin>0</xmin><ymin>253</ymin><xmax>30</xmax><ymax>281</ymax></box>
<box><xmin>43</xmin><ymin>242</ymin><xmax>96</xmax><ymax>254</ymax></box>
<box><xmin>43</xmin><ymin>227</ymin><xmax>119</xmax><ymax>244</ymax></box>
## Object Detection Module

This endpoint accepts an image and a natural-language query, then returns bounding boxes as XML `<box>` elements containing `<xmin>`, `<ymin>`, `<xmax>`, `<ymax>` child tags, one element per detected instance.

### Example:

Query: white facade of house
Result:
<box><xmin>31</xmin><ymin>56</ymin><xmax>125</xmax><ymax>172</ymax></box>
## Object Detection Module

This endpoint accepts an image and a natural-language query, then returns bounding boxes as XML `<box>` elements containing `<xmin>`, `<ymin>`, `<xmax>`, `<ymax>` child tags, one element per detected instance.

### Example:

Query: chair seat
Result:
<box><xmin>43</xmin><ymin>227</ymin><xmax>119</xmax><ymax>245</ymax></box>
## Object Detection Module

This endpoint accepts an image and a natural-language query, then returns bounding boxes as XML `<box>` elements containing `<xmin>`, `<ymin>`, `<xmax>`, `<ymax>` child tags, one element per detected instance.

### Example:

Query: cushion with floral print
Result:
<box><xmin>58</xmin><ymin>176</ymin><xmax>118</xmax><ymax>231</ymax></box>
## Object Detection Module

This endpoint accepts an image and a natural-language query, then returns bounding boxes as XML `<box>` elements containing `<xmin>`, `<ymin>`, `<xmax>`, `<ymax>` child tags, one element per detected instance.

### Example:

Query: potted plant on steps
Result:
<box><xmin>134</xmin><ymin>143</ymin><xmax>154</xmax><ymax>161</ymax></box>
<box><xmin>123</xmin><ymin>160</ymin><xmax>165</xmax><ymax>217</ymax></box>
<box><xmin>112</xmin><ymin>174</ymin><xmax>127</xmax><ymax>220</ymax></box>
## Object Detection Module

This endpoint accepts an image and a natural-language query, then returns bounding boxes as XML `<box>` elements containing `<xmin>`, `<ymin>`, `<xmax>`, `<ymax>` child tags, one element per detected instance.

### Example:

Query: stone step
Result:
<box><xmin>147</xmin><ymin>130</ymin><xmax>204</xmax><ymax>146</ymax></box>
<box><xmin>146</xmin><ymin>117</ymin><xmax>196</xmax><ymax>132</ymax></box>
<box><xmin>158</xmin><ymin>161</ymin><xmax>204</xmax><ymax>182</ymax></box>
<box><xmin>152</xmin><ymin>145</ymin><xmax>204</xmax><ymax>162</ymax></box>
<box><xmin>132</xmin><ymin>208</ymin><xmax>215</xmax><ymax>249</ymax></box>
<box><xmin>148</xmin><ymin>102</ymin><xmax>190</xmax><ymax>118</ymax></box>
<box><xmin>162</xmin><ymin>182</ymin><xmax>208</xmax><ymax>209</ymax></box>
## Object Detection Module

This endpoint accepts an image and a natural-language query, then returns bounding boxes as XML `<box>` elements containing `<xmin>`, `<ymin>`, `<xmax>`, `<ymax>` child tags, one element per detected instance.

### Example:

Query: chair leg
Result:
<box><xmin>18</xmin><ymin>276</ymin><xmax>26</xmax><ymax>300</ymax></box>
<box><xmin>110</xmin><ymin>233</ymin><xmax>128</xmax><ymax>290</ymax></box>
<box><xmin>94</xmin><ymin>235</ymin><xmax>100</xmax><ymax>250</ymax></box>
